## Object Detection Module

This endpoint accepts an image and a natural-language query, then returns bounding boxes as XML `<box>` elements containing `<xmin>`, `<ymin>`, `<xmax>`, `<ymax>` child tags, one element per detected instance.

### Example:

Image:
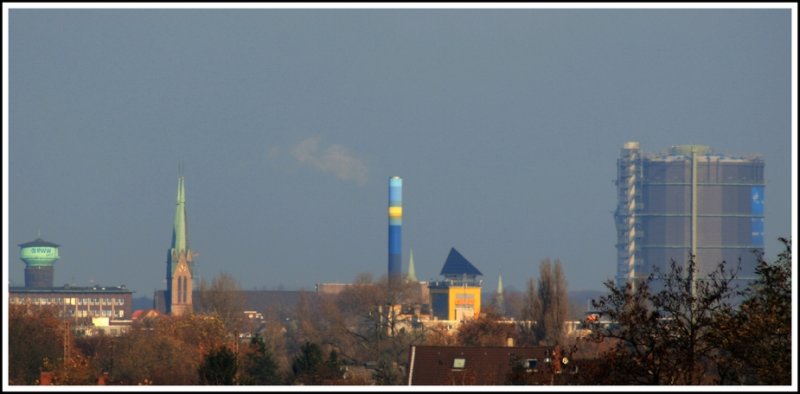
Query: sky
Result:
<box><xmin>4</xmin><ymin>5</ymin><xmax>796</xmax><ymax>300</ymax></box>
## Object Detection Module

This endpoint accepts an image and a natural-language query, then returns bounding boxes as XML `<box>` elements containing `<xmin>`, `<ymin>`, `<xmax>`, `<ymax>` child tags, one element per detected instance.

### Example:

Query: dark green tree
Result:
<box><xmin>291</xmin><ymin>341</ymin><xmax>323</xmax><ymax>384</ymax></box>
<box><xmin>324</xmin><ymin>349</ymin><xmax>344</xmax><ymax>381</ymax></box>
<box><xmin>291</xmin><ymin>342</ymin><xmax>343</xmax><ymax>384</ymax></box>
<box><xmin>239</xmin><ymin>334</ymin><xmax>282</xmax><ymax>385</ymax></box>
<box><xmin>198</xmin><ymin>346</ymin><xmax>237</xmax><ymax>385</ymax></box>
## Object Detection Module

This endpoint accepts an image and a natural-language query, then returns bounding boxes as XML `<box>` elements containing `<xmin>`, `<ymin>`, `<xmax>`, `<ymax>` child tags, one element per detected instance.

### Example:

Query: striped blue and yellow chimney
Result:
<box><xmin>388</xmin><ymin>176</ymin><xmax>403</xmax><ymax>280</ymax></box>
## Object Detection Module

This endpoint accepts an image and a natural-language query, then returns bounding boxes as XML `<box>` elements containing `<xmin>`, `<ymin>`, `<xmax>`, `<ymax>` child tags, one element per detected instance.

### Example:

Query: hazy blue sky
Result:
<box><xmin>5</xmin><ymin>6</ymin><xmax>795</xmax><ymax>298</ymax></box>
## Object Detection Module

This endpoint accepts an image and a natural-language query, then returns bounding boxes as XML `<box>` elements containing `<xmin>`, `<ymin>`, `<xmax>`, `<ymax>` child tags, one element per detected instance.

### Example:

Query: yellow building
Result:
<box><xmin>428</xmin><ymin>248</ymin><xmax>483</xmax><ymax>321</ymax></box>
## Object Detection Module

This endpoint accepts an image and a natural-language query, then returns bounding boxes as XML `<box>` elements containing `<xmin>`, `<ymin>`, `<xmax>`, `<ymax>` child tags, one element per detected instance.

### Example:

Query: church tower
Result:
<box><xmin>165</xmin><ymin>174</ymin><xmax>193</xmax><ymax>316</ymax></box>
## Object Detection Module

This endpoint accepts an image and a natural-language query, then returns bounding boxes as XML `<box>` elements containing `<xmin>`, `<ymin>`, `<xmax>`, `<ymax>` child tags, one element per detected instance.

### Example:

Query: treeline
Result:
<box><xmin>7</xmin><ymin>240</ymin><xmax>792</xmax><ymax>385</ymax></box>
<box><xmin>583</xmin><ymin>237</ymin><xmax>792</xmax><ymax>385</ymax></box>
<box><xmin>7</xmin><ymin>261</ymin><xmax>575</xmax><ymax>386</ymax></box>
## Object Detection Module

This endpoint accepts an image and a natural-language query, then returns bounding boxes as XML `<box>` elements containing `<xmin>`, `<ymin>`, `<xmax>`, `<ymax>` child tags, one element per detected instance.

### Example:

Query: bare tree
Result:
<box><xmin>284</xmin><ymin>273</ymin><xmax>427</xmax><ymax>384</ymax></box>
<box><xmin>456</xmin><ymin>310</ymin><xmax>516</xmax><ymax>347</ymax></box>
<box><xmin>517</xmin><ymin>278</ymin><xmax>538</xmax><ymax>346</ymax></box>
<box><xmin>522</xmin><ymin>259</ymin><xmax>570</xmax><ymax>346</ymax></box>
<box><xmin>550</xmin><ymin>259</ymin><xmax>570</xmax><ymax>345</ymax></box>
<box><xmin>196</xmin><ymin>272</ymin><xmax>246</xmax><ymax>334</ymax></box>
<box><xmin>588</xmin><ymin>254</ymin><xmax>740</xmax><ymax>384</ymax></box>
<box><xmin>710</xmin><ymin>238</ymin><xmax>792</xmax><ymax>385</ymax></box>
<box><xmin>503</xmin><ymin>287</ymin><xmax>524</xmax><ymax>320</ymax></box>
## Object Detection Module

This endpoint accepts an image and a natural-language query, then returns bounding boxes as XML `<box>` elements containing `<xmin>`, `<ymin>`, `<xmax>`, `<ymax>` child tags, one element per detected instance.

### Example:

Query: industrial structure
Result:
<box><xmin>163</xmin><ymin>174</ymin><xmax>194</xmax><ymax>316</ymax></box>
<box><xmin>388</xmin><ymin>176</ymin><xmax>403</xmax><ymax>281</ymax></box>
<box><xmin>614</xmin><ymin>141</ymin><xmax>765</xmax><ymax>291</ymax></box>
<box><xmin>10</xmin><ymin>236</ymin><xmax>133</xmax><ymax>321</ymax></box>
<box><xmin>428</xmin><ymin>248</ymin><xmax>483</xmax><ymax>321</ymax></box>
<box><xmin>18</xmin><ymin>237</ymin><xmax>60</xmax><ymax>288</ymax></box>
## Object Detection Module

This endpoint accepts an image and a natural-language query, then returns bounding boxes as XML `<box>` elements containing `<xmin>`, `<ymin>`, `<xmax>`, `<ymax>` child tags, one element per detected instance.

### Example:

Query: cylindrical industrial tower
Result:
<box><xmin>614</xmin><ymin>142</ymin><xmax>765</xmax><ymax>292</ymax></box>
<box><xmin>19</xmin><ymin>237</ymin><xmax>60</xmax><ymax>288</ymax></box>
<box><xmin>388</xmin><ymin>176</ymin><xmax>403</xmax><ymax>280</ymax></box>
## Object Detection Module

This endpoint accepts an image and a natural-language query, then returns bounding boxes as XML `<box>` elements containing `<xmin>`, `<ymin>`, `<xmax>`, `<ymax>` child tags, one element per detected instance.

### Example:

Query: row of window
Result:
<box><xmin>67</xmin><ymin>309</ymin><xmax>125</xmax><ymax>318</ymax></box>
<box><xmin>9</xmin><ymin>297</ymin><xmax>126</xmax><ymax>306</ymax></box>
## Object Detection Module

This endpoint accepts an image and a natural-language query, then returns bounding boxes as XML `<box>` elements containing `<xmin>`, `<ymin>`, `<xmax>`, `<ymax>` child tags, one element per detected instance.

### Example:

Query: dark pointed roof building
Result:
<box><xmin>429</xmin><ymin>248</ymin><xmax>484</xmax><ymax>321</ymax></box>
<box><xmin>440</xmin><ymin>248</ymin><xmax>483</xmax><ymax>279</ymax></box>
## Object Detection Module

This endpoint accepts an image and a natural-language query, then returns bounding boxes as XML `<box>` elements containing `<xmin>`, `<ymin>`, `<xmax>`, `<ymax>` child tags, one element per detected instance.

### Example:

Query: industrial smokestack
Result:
<box><xmin>388</xmin><ymin>176</ymin><xmax>403</xmax><ymax>280</ymax></box>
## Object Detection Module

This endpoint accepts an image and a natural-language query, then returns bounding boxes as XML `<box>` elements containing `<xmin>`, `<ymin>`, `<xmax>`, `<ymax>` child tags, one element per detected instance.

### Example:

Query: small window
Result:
<box><xmin>453</xmin><ymin>358</ymin><xmax>466</xmax><ymax>369</ymax></box>
<box><xmin>526</xmin><ymin>359</ymin><xmax>538</xmax><ymax>369</ymax></box>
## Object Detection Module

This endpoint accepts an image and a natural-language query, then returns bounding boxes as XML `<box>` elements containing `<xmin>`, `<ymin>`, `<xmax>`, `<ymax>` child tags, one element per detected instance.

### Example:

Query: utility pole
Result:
<box><xmin>63</xmin><ymin>321</ymin><xmax>70</xmax><ymax>363</ymax></box>
<box><xmin>234</xmin><ymin>329</ymin><xmax>239</xmax><ymax>385</ymax></box>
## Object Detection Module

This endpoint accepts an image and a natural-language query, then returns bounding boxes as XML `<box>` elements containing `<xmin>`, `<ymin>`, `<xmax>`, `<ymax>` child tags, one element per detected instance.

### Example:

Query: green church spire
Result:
<box><xmin>168</xmin><ymin>174</ymin><xmax>192</xmax><ymax>278</ymax></box>
<box><xmin>166</xmin><ymin>172</ymin><xmax>194</xmax><ymax>316</ymax></box>
<box><xmin>407</xmin><ymin>249</ymin><xmax>417</xmax><ymax>282</ymax></box>
<box><xmin>173</xmin><ymin>175</ymin><xmax>187</xmax><ymax>253</ymax></box>
<box><xmin>497</xmin><ymin>273</ymin><xmax>504</xmax><ymax>294</ymax></box>
<box><xmin>496</xmin><ymin>272</ymin><xmax>506</xmax><ymax>316</ymax></box>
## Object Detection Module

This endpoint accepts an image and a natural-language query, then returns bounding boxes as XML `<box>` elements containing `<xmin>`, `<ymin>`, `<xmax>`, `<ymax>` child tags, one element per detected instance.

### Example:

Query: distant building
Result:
<box><xmin>18</xmin><ymin>237</ymin><xmax>60</xmax><ymax>288</ymax></box>
<box><xmin>87</xmin><ymin>316</ymin><xmax>133</xmax><ymax>337</ymax></box>
<box><xmin>9</xmin><ymin>284</ymin><xmax>133</xmax><ymax>320</ymax></box>
<box><xmin>428</xmin><ymin>248</ymin><xmax>483</xmax><ymax>321</ymax></box>
<box><xmin>163</xmin><ymin>174</ymin><xmax>194</xmax><ymax>316</ymax></box>
<box><xmin>10</xmin><ymin>236</ymin><xmax>134</xmax><ymax>321</ymax></box>
<box><xmin>315</xmin><ymin>283</ymin><xmax>351</xmax><ymax>296</ymax></box>
<box><xmin>615</xmin><ymin>142</ymin><xmax>765</xmax><ymax>291</ymax></box>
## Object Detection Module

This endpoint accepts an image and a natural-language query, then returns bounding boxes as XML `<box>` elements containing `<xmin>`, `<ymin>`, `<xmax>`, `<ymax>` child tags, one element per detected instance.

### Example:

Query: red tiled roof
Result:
<box><xmin>131</xmin><ymin>309</ymin><xmax>160</xmax><ymax>320</ymax></box>
<box><xmin>407</xmin><ymin>345</ymin><xmax>558</xmax><ymax>385</ymax></box>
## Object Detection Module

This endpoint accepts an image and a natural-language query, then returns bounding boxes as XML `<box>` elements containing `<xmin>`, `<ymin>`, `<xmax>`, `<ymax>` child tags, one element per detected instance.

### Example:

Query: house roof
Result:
<box><xmin>439</xmin><ymin>248</ymin><xmax>483</xmax><ymax>277</ymax></box>
<box><xmin>407</xmin><ymin>345</ymin><xmax>556</xmax><ymax>385</ymax></box>
<box><xmin>131</xmin><ymin>309</ymin><xmax>161</xmax><ymax>320</ymax></box>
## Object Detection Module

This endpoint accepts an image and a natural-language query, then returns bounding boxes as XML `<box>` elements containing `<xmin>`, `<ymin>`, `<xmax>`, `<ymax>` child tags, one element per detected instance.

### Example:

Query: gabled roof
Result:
<box><xmin>131</xmin><ymin>309</ymin><xmax>161</xmax><ymax>320</ymax></box>
<box><xmin>407</xmin><ymin>345</ymin><xmax>556</xmax><ymax>385</ymax></box>
<box><xmin>440</xmin><ymin>248</ymin><xmax>483</xmax><ymax>277</ymax></box>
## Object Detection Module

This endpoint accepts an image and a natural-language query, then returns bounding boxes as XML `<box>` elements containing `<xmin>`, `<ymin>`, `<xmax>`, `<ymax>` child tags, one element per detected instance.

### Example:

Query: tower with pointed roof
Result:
<box><xmin>496</xmin><ymin>273</ymin><xmax>506</xmax><ymax>316</ymax></box>
<box><xmin>428</xmin><ymin>248</ymin><xmax>483</xmax><ymax>321</ymax></box>
<box><xmin>165</xmin><ymin>175</ymin><xmax>193</xmax><ymax>316</ymax></box>
<box><xmin>406</xmin><ymin>249</ymin><xmax>418</xmax><ymax>282</ymax></box>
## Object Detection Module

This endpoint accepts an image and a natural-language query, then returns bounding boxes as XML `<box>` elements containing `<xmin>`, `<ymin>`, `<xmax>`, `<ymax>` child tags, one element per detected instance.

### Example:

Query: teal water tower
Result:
<box><xmin>19</xmin><ymin>238</ymin><xmax>60</xmax><ymax>288</ymax></box>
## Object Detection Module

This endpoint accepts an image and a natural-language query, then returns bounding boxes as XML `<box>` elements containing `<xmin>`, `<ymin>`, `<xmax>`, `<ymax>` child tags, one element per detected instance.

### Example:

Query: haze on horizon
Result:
<box><xmin>4</xmin><ymin>6</ymin><xmax>795</xmax><ymax>299</ymax></box>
